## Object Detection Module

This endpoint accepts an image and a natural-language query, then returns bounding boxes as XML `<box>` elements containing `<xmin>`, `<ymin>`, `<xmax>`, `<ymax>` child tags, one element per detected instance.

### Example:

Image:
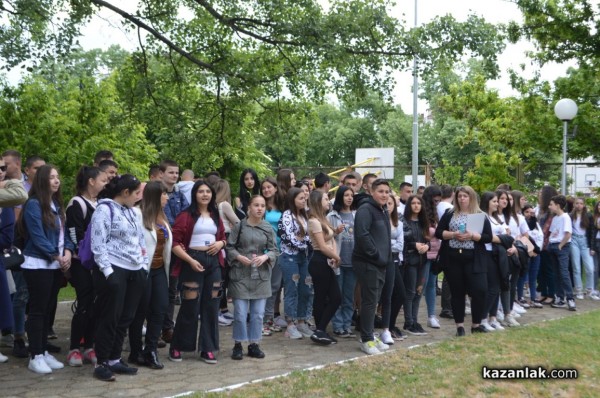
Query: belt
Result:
<box><xmin>448</xmin><ymin>247</ymin><xmax>474</xmax><ymax>254</ymax></box>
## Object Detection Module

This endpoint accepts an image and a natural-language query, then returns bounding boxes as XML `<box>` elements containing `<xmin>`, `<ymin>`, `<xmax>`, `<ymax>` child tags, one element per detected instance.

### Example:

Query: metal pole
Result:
<box><xmin>562</xmin><ymin>120</ymin><xmax>568</xmax><ymax>195</ymax></box>
<box><xmin>411</xmin><ymin>0</ymin><xmax>418</xmax><ymax>186</ymax></box>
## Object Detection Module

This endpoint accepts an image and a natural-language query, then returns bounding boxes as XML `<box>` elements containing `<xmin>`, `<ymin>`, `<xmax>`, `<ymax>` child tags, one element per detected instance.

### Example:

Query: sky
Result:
<box><xmin>9</xmin><ymin>0</ymin><xmax>576</xmax><ymax>113</ymax></box>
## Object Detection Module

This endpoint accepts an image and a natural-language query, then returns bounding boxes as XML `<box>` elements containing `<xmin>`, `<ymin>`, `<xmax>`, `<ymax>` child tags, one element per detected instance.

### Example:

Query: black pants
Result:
<box><xmin>163</xmin><ymin>256</ymin><xmax>179</xmax><ymax>332</ymax></box>
<box><xmin>23</xmin><ymin>269</ymin><xmax>63</xmax><ymax>357</ymax></box>
<box><xmin>308</xmin><ymin>251</ymin><xmax>341</xmax><ymax>332</ymax></box>
<box><xmin>69</xmin><ymin>259</ymin><xmax>95</xmax><ymax>350</ymax></box>
<box><xmin>388</xmin><ymin>257</ymin><xmax>405</xmax><ymax>330</ymax></box>
<box><xmin>483</xmin><ymin>257</ymin><xmax>501</xmax><ymax>319</ymax></box>
<box><xmin>440</xmin><ymin>276</ymin><xmax>453</xmax><ymax>315</ymax></box>
<box><xmin>130</xmin><ymin>267</ymin><xmax>169</xmax><ymax>355</ymax></box>
<box><xmin>444</xmin><ymin>249</ymin><xmax>486</xmax><ymax>324</ymax></box>
<box><xmin>403</xmin><ymin>262</ymin><xmax>426</xmax><ymax>325</ymax></box>
<box><xmin>353</xmin><ymin>261</ymin><xmax>386</xmax><ymax>342</ymax></box>
<box><xmin>171</xmin><ymin>250</ymin><xmax>222</xmax><ymax>353</ymax></box>
<box><xmin>93</xmin><ymin>266</ymin><xmax>146</xmax><ymax>364</ymax></box>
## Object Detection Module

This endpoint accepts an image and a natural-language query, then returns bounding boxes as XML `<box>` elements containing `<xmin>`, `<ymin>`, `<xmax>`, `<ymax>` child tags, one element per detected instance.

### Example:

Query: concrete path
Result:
<box><xmin>1</xmin><ymin>295</ymin><xmax>598</xmax><ymax>397</ymax></box>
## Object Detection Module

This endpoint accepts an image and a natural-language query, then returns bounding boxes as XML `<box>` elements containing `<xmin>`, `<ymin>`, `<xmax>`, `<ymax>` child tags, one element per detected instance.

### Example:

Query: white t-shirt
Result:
<box><xmin>549</xmin><ymin>213</ymin><xmax>572</xmax><ymax>244</ymax></box>
<box><xmin>485</xmin><ymin>214</ymin><xmax>507</xmax><ymax>251</ymax></box>
<box><xmin>437</xmin><ymin>201</ymin><xmax>453</xmax><ymax>221</ymax></box>
<box><xmin>572</xmin><ymin>215</ymin><xmax>586</xmax><ymax>236</ymax></box>
<box><xmin>499</xmin><ymin>214</ymin><xmax>528</xmax><ymax>238</ymax></box>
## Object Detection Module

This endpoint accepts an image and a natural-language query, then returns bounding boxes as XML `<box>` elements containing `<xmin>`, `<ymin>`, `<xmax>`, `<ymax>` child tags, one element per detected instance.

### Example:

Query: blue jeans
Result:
<box><xmin>233</xmin><ymin>298</ymin><xmax>266</xmax><ymax>343</ymax></box>
<box><xmin>331</xmin><ymin>266</ymin><xmax>356</xmax><ymax>332</ymax></box>
<box><xmin>279</xmin><ymin>252</ymin><xmax>311</xmax><ymax>321</ymax></box>
<box><xmin>570</xmin><ymin>234</ymin><xmax>594</xmax><ymax>292</ymax></box>
<box><xmin>423</xmin><ymin>263</ymin><xmax>437</xmax><ymax>317</ymax></box>
<box><xmin>548</xmin><ymin>242</ymin><xmax>574</xmax><ymax>300</ymax></box>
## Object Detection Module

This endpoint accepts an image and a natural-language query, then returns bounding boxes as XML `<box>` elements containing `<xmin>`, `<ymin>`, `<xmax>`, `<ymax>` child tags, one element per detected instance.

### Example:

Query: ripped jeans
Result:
<box><xmin>279</xmin><ymin>252</ymin><xmax>311</xmax><ymax>322</ymax></box>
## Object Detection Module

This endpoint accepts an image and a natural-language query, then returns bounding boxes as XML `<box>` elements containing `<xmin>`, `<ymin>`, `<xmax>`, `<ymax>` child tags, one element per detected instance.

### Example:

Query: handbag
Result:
<box><xmin>2</xmin><ymin>247</ymin><xmax>25</xmax><ymax>271</ymax></box>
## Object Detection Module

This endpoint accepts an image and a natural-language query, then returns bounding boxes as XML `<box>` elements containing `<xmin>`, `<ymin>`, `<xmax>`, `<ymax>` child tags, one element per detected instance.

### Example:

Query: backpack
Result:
<box><xmin>67</xmin><ymin>195</ymin><xmax>89</xmax><ymax>220</ymax></box>
<box><xmin>78</xmin><ymin>202</ymin><xmax>114</xmax><ymax>270</ymax></box>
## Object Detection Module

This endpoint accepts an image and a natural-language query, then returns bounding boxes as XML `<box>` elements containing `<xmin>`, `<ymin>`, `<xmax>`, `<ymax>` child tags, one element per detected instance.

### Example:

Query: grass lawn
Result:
<box><xmin>57</xmin><ymin>284</ymin><xmax>76</xmax><ymax>302</ymax></box>
<box><xmin>205</xmin><ymin>310</ymin><xmax>600</xmax><ymax>397</ymax></box>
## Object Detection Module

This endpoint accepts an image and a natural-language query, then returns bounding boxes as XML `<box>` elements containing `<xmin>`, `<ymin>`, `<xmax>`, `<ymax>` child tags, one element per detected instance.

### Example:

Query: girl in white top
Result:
<box><xmin>568</xmin><ymin>197</ymin><xmax>594</xmax><ymax>298</ymax></box>
<box><xmin>522</xmin><ymin>204</ymin><xmax>544</xmax><ymax>308</ymax></box>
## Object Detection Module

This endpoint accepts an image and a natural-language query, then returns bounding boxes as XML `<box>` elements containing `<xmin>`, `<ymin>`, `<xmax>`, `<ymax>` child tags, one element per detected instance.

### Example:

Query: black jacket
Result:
<box><xmin>352</xmin><ymin>196</ymin><xmax>392</xmax><ymax>268</ymax></box>
<box><xmin>403</xmin><ymin>219</ymin><xmax>429</xmax><ymax>266</ymax></box>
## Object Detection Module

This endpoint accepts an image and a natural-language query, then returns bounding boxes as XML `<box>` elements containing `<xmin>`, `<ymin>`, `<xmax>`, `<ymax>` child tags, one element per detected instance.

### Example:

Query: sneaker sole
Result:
<box><xmin>168</xmin><ymin>356</ymin><xmax>183</xmax><ymax>362</ymax></box>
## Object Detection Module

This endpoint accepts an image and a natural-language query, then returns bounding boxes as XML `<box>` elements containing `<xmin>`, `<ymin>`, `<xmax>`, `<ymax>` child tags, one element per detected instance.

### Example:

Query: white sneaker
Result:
<box><xmin>496</xmin><ymin>311</ymin><xmax>504</xmax><ymax>322</ymax></box>
<box><xmin>0</xmin><ymin>351</ymin><xmax>8</xmax><ymax>363</ymax></box>
<box><xmin>285</xmin><ymin>324</ymin><xmax>302</xmax><ymax>339</ymax></box>
<box><xmin>513</xmin><ymin>303</ymin><xmax>527</xmax><ymax>314</ymax></box>
<box><xmin>465</xmin><ymin>305</ymin><xmax>472</xmax><ymax>315</ymax></box>
<box><xmin>480</xmin><ymin>319</ymin><xmax>495</xmax><ymax>332</ymax></box>
<box><xmin>489</xmin><ymin>319</ymin><xmax>505</xmax><ymax>330</ymax></box>
<box><xmin>43</xmin><ymin>351</ymin><xmax>64</xmax><ymax>369</ymax></box>
<box><xmin>218</xmin><ymin>314</ymin><xmax>232</xmax><ymax>326</ymax></box>
<box><xmin>427</xmin><ymin>316</ymin><xmax>441</xmax><ymax>329</ymax></box>
<box><xmin>274</xmin><ymin>316</ymin><xmax>288</xmax><ymax>328</ymax></box>
<box><xmin>380</xmin><ymin>330</ymin><xmax>394</xmax><ymax>345</ymax></box>
<box><xmin>505</xmin><ymin>314</ymin><xmax>520</xmax><ymax>327</ymax></box>
<box><xmin>576</xmin><ymin>293</ymin><xmax>584</xmax><ymax>300</ymax></box>
<box><xmin>29</xmin><ymin>354</ymin><xmax>52</xmax><ymax>374</ymax></box>
<box><xmin>510</xmin><ymin>310</ymin><xmax>522</xmax><ymax>318</ymax></box>
<box><xmin>296</xmin><ymin>323</ymin><xmax>314</xmax><ymax>338</ymax></box>
<box><xmin>590</xmin><ymin>291</ymin><xmax>600</xmax><ymax>301</ymax></box>
<box><xmin>374</xmin><ymin>337</ymin><xmax>390</xmax><ymax>351</ymax></box>
<box><xmin>360</xmin><ymin>340</ymin><xmax>380</xmax><ymax>355</ymax></box>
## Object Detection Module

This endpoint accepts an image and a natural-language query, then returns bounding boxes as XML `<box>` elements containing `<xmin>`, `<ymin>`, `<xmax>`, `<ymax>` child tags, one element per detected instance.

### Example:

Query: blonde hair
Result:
<box><xmin>453</xmin><ymin>186</ymin><xmax>481</xmax><ymax>214</ymax></box>
<box><xmin>214</xmin><ymin>179</ymin><xmax>232</xmax><ymax>205</ymax></box>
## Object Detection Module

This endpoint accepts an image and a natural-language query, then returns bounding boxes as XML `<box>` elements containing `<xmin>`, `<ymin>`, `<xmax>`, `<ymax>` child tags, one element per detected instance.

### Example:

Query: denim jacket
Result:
<box><xmin>164</xmin><ymin>186</ymin><xmax>189</xmax><ymax>226</ymax></box>
<box><xmin>23</xmin><ymin>198</ymin><xmax>74</xmax><ymax>261</ymax></box>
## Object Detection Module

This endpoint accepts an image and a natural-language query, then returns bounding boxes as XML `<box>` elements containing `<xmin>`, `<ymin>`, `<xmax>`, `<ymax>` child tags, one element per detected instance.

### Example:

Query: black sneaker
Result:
<box><xmin>345</xmin><ymin>329</ymin><xmax>356</xmax><ymax>338</ymax></box>
<box><xmin>439</xmin><ymin>311</ymin><xmax>454</xmax><ymax>319</ymax></box>
<box><xmin>333</xmin><ymin>330</ymin><xmax>350</xmax><ymax>338</ymax></box>
<box><xmin>310</xmin><ymin>330</ymin><xmax>333</xmax><ymax>346</ymax></box>
<box><xmin>327</xmin><ymin>333</ymin><xmax>338</xmax><ymax>344</ymax></box>
<box><xmin>108</xmin><ymin>359</ymin><xmax>138</xmax><ymax>375</ymax></box>
<box><xmin>141</xmin><ymin>351</ymin><xmax>164</xmax><ymax>370</ymax></box>
<box><xmin>231</xmin><ymin>343</ymin><xmax>243</xmax><ymax>360</ymax></box>
<box><xmin>471</xmin><ymin>325</ymin><xmax>489</xmax><ymax>334</ymax></box>
<box><xmin>12</xmin><ymin>338</ymin><xmax>28</xmax><ymax>358</ymax></box>
<box><xmin>567</xmin><ymin>299</ymin><xmax>577</xmax><ymax>311</ymax></box>
<box><xmin>247</xmin><ymin>343</ymin><xmax>265</xmax><ymax>359</ymax></box>
<box><xmin>94</xmin><ymin>363</ymin><xmax>116</xmax><ymax>382</ymax></box>
<box><xmin>168</xmin><ymin>347</ymin><xmax>182</xmax><ymax>362</ymax></box>
<box><xmin>414</xmin><ymin>323</ymin><xmax>428</xmax><ymax>335</ymax></box>
<box><xmin>551</xmin><ymin>300</ymin><xmax>567</xmax><ymax>309</ymax></box>
<box><xmin>404</xmin><ymin>323</ymin><xmax>427</xmax><ymax>336</ymax></box>
<box><xmin>390</xmin><ymin>326</ymin><xmax>406</xmax><ymax>341</ymax></box>
<box><xmin>456</xmin><ymin>326</ymin><xmax>465</xmax><ymax>337</ymax></box>
<box><xmin>46</xmin><ymin>342</ymin><xmax>61</xmax><ymax>353</ymax></box>
<box><xmin>200</xmin><ymin>351</ymin><xmax>217</xmax><ymax>364</ymax></box>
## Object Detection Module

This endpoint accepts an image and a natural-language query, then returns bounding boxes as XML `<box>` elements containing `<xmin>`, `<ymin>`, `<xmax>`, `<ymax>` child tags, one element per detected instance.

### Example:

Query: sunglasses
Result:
<box><xmin>0</xmin><ymin>166</ymin><xmax>6</xmax><ymax>172</ymax></box>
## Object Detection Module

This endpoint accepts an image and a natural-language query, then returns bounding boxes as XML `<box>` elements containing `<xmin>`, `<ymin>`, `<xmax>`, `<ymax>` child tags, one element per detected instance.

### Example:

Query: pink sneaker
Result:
<box><xmin>67</xmin><ymin>349</ymin><xmax>83</xmax><ymax>367</ymax></box>
<box><xmin>82</xmin><ymin>348</ymin><xmax>97</xmax><ymax>365</ymax></box>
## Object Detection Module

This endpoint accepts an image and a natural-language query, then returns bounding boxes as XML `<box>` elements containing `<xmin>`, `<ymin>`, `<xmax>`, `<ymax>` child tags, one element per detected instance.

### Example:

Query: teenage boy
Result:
<box><xmin>397</xmin><ymin>182</ymin><xmax>413</xmax><ymax>215</ymax></box>
<box><xmin>23</xmin><ymin>156</ymin><xmax>46</xmax><ymax>192</ymax></box>
<box><xmin>160</xmin><ymin>160</ymin><xmax>190</xmax><ymax>343</ymax></box>
<box><xmin>353</xmin><ymin>179</ymin><xmax>393</xmax><ymax>355</ymax></box>
<box><xmin>342</xmin><ymin>173</ymin><xmax>360</xmax><ymax>194</ymax></box>
<box><xmin>548</xmin><ymin>195</ymin><xmax>576</xmax><ymax>311</ymax></box>
<box><xmin>98</xmin><ymin>160</ymin><xmax>119</xmax><ymax>182</ymax></box>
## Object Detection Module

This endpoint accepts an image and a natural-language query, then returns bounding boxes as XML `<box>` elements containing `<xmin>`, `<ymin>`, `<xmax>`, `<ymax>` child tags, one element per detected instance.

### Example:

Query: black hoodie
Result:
<box><xmin>352</xmin><ymin>196</ymin><xmax>392</xmax><ymax>268</ymax></box>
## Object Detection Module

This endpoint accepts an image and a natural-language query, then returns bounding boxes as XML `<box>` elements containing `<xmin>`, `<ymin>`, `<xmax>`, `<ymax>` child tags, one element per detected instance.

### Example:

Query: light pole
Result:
<box><xmin>554</xmin><ymin>99</ymin><xmax>578</xmax><ymax>195</ymax></box>
<box><xmin>411</xmin><ymin>0</ymin><xmax>418</xmax><ymax>187</ymax></box>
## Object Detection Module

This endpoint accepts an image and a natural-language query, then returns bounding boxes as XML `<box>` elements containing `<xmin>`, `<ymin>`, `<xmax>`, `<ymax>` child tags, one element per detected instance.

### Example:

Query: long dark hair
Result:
<box><xmin>238</xmin><ymin>168</ymin><xmax>260</xmax><ymax>213</ymax></box>
<box><xmin>496</xmin><ymin>189</ymin><xmax>517</xmax><ymax>225</ymax></box>
<box><xmin>28</xmin><ymin>164</ymin><xmax>65</xmax><ymax>228</ymax></box>
<box><xmin>332</xmin><ymin>185</ymin><xmax>354</xmax><ymax>213</ymax></box>
<box><xmin>422</xmin><ymin>184</ymin><xmax>441</xmax><ymax>226</ymax></box>
<box><xmin>308</xmin><ymin>190</ymin><xmax>333</xmax><ymax>238</ymax></box>
<box><xmin>261</xmin><ymin>176</ymin><xmax>283</xmax><ymax>212</ymax></box>
<box><xmin>141</xmin><ymin>181</ymin><xmax>167</xmax><ymax>230</ymax></box>
<box><xmin>286</xmin><ymin>187</ymin><xmax>307</xmax><ymax>237</ymax></box>
<box><xmin>481</xmin><ymin>191</ymin><xmax>502</xmax><ymax>224</ymax></box>
<box><xmin>189</xmin><ymin>179</ymin><xmax>220</xmax><ymax>226</ymax></box>
<box><xmin>570</xmin><ymin>197</ymin><xmax>590</xmax><ymax>230</ymax></box>
<box><xmin>276</xmin><ymin>168</ymin><xmax>294</xmax><ymax>209</ymax></box>
<box><xmin>388</xmin><ymin>193</ymin><xmax>399</xmax><ymax>228</ymax></box>
<box><xmin>404</xmin><ymin>195</ymin><xmax>429</xmax><ymax>238</ymax></box>
<box><xmin>538</xmin><ymin>185</ymin><xmax>558</xmax><ymax>217</ymax></box>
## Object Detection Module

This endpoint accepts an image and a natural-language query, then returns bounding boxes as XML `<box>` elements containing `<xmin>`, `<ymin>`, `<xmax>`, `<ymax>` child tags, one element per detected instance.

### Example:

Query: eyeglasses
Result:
<box><xmin>0</xmin><ymin>166</ymin><xmax>6</xmax><ymax>172</ymax></box>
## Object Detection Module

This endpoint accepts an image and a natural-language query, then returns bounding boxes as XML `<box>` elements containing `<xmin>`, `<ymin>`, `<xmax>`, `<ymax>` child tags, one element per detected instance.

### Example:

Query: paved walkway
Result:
<box><xmin>1</xmin><ymin>295</ymin><xmax>598</xmax><ymax>397</ymax></box>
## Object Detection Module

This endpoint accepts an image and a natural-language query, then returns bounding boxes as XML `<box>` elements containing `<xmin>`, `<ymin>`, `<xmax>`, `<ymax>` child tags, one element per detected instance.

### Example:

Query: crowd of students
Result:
<box><xmin>1</xmin><ymin>149</ymin><xmax>599</xmax><ymax>381</ymax></box>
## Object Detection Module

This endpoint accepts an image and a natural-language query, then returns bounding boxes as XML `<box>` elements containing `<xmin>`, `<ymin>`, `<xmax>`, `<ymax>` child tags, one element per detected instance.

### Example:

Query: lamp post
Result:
<box><xmin>554</xmin><ymin>99</ymin><xmax>578</xmax><ymax>195</ymax></box>
<box><xmin>411</xmin><ymin>0</ymin><xmax>418</xmax><ymax>187</ymax></box>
